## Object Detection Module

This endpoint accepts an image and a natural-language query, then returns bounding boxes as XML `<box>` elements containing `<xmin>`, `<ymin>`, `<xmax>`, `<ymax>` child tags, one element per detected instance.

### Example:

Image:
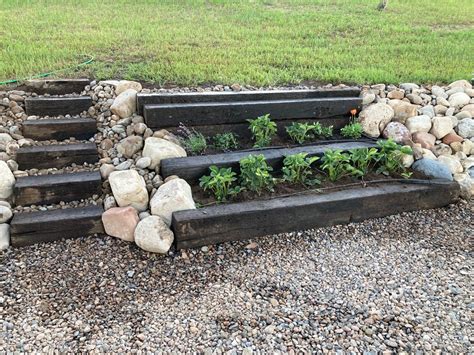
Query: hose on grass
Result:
<box><xmin>0</xmin><ymin>55</ymin><xmax>94</xmax><ymax>86</ymax></box>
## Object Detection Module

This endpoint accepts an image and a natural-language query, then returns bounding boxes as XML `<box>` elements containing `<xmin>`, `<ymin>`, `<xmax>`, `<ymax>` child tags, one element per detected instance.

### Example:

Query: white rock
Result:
<box><xmin>142</xmin><ymin>137</ymin><xmax>187</xmax><ymax>170</ymax></box>
<box><xmin>405</xmin><ymin>115</ymin><xmax>432</xmax><ymax>134</ymax></box>
<box><xmin>361</xmin><ymin>92</ymin><xmax>376</xmax><ymax>105</ymax></box>
<box><xmin>431</xmin><ymin>86</ymin><xmax>447</xmax><ymax>99</ymax></box>
<box><xmin>453</xmin><ymin>173</ymin><xmax>474</xmax><ymax>200</ymax></box>
<box><xmin>0</xmin><ymin>205</ymin><xmax>12</xmax><ymax>223</ymax></box>
<box><xmin>457</xmin><ymin>118</ymin><xmax>474</xmax><ymax>138</ymax></box>
<box><xmin>117</xmin><ymin>136</ymin><xmax>143</xmax><ymax>159</ymax></box>
<box><xmin>0</xmin><ymin>224</ymin><xmax>9</xmax><ymax>251</ymax></box>
<box><xmin>462</xmin><ymin>139</ymin><xmax>474</xmax><ymax>155</ymax></box>
<box><xmin>401</xmin><ymin>153</ymin><xmax>414</xmax><ymax>168</ymax></box>
<box><xmin>438</xmin><ymin>155</ymin><xmax>463</xmax><ymax>174</ymax></box>
<box><xmin>0</xmin><ymin>161</ymin><xmax>15</xmax><ymax>199</ymax></box>
<box><xmin>109</xmin><ymin>170</ymin><xmax>149</xmax><ymax>211</ymax></box>
<box><xmin>436</xmin><ymin>97</ymin><xmax>450</xmax><ymax>107</ymax></box>
<box><xmin>115</xmin><ymin>80</ymin><xmax>142</xmax><ymax>95</ymax></box>
<box><xmin>0</xmin><ymin>133</ymin><xmax>13</xmax><ymax>144</ymax></box>
<box><xmin>430</xmin><ymin>116</ymin><xmax>453</xmax><ymax>139</ymax></box>
<box><xmin>433</xmin><ymin>143</ymin><xmax>452</xmax><ymax>157</ymax></box>
<box><xmin>136</xmin><ymin>156</ymin><xmax>151</xmax><ymax>169</ymax></box>
<box><xmin>99</xmin><ymin>164</ymin><xmax>115</xmax><ymax>180</ymax></box>
<box><xmin>134</xmin><ymin>216</ymin><xmax>174</xmax><ymax>254</ymax></box>
<box><xmin>358</xmin><ymin>103</ymin><xmax>394</xmax><ymax>138</ymax></box>
<box><xmin>150</xmin><ymin>178</ymin><xmax>196</xmax><ymax>226</ymax></box>
<box><xmin>448</xmin><ymin>92</ymin><xmax>470</xmax><ymax>108</ymax></box>
<box><xmin>461</xmin><ymin>104</ymin><xmax>474</xmax><ymax>116</ymax></box>
<box><xmin>448</xmin><ymin>80</ymin><xmax>472</xmax><ymax>90</ymax></box>
<box><xmin>422</xmin><ymin>149</ymin><xmax>437</xmax><ymax>160</ymax></box>
<box><xmin>110</xmin><ymin>89</ymin><xmax>137</xmax><ymax>118</ymax></box>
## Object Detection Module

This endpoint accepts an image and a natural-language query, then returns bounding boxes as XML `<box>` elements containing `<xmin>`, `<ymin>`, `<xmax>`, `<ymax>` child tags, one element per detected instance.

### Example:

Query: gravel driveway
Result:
<box><xmin>1</xmin><ymin>201</ymin><xmax>472</xmax><ymax>353</ymax></box>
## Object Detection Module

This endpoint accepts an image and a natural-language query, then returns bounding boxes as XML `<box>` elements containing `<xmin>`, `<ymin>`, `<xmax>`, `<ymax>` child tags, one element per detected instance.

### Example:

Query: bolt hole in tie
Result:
<box><xmin>0</xmin><ymin>55</ymin><xmax>94</xmax><ymax>85</ymax></box>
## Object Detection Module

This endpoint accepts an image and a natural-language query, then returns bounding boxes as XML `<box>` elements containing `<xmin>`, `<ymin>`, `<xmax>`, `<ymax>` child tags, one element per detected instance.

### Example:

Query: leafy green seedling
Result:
<box><xmin>247</xmin><ymin>114</ymin><xmax>277</xmax><ymax>147</ymax></box>
<box><xmin>282</xmin><ymin>153</ymin><xmax>320</xmax><ymax>185</ymax></box>
<box><xmin>199</xmin><ymin>165</ymin><xmax>242</xmax><ymax>202</ymax></box>
<box><xmin>239</xmin><ymin>154</ymin><xmax>274</xmax><ymax>194</ymax></box>
<box><xmin>213</xmin><ymin>132</ymin><xmax>239</xmax><ymax>151</ymax></box>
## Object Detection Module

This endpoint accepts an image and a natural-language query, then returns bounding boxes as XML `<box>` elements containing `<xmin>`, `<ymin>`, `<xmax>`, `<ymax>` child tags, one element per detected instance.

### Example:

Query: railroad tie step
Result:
<box><xmin>10</xmin><ymin>205</ymin><xmax>104</xmax><ymax>247</ymax></box>
<box><xmin>14</xmin><ymin>171</ymin><xmax>102</xmax><ymax>206</ymax></box>
<box><xmin>16</xmin><ymin>142</ymin><xmax>98</xmax><ymax>170</ymax></box>
<box><xmin>22</xmin><ymin>117</ymin><xmax>97</xmax><ymax>141</ymax></box>
<box><xmin>25</xmin><ymin>96</ymin><xmax>92</xmax><ymax>116</ymax></box>
<box><xmin>20</xmin><ymin>79</ymin><xmax>90</xmax><ymax>95</ymax></box>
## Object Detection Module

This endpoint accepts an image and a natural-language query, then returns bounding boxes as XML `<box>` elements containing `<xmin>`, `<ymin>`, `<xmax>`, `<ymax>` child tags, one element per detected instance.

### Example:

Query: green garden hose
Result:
<box><xmin>0</xmin><ymin>56</ymin><xmax>94</xmax><ymax>85</ymax></box>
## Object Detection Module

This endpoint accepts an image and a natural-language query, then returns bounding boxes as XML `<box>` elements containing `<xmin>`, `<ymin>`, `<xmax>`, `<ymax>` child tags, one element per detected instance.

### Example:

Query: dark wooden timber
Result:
<box><xmin>172</xmin><ymin>180</ymin><xmax>460</xmax><ymax>249</ymax></box>
<box><xmin>16</xmin><ymin>143</ymin><xmax>98</xmax><ymax>169</ymax></box>
<box><xmin>161</xmin><ymin>140</ymin><xmax>376</xmax><ymax>183</ymax></box>
<box><xmin>14</xmin><ymin>171</ymin><xmax>102</xmax><ymax>206</ymax></box>
<box><xmin>20</xmin><ymin>79</ymin><xmax>90</xmax><ymax>95</ymax></box>
<box><xmin>143</xmin><ymin>97</ymin><xmax>361</xmax><ymax>129</ymax></box>
<box><xmin>21</xmin><ymin>118</ymin><xmax>97</xmax><ymax>141</ymax></box>
<box><xmin>25</xmin><ymin>96</ymin><xmax>92</xmax><ymax>116</ymax></box>
<box><xmin>137</xmin><ymin>88</ymin><xmax>361</xmax><ymax>114</ymax></box>
<box><xmin>10</xmin><ymin>205</ymin><xmax>104</xmax><ymax>247</ymax></box>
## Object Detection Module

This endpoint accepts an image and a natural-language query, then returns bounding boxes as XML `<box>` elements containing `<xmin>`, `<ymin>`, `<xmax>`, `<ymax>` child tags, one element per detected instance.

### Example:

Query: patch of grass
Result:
<box><xmin>1</xmin><ymin>0</ymin><xmax>473</xmax><ymax>85</ymax></box>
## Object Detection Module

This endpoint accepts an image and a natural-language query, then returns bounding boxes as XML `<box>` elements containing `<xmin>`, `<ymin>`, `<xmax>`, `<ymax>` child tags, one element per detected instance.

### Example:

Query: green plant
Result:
<box><xmin>320</xmin><ymin>149</ymin><xmax>352</xmax><ymax>182</ymax></box>
<box><xmin>348</xmin><ymin>147</ymin><xmax>378</xmax><ymax>177</ymax></box>
<box><xmin>213</xmin><ymin>132</ymin><xmax>239</xmax><ymax>151</ymax></box>
<box><xmin>375</xmin><ymin>139</ymin><xmax>413</xmax><ymax>178</ymax></box>
<box><xmin>177</xmin><ymin>124</ymin><xmax>207</xmax><ymax>155</ymax></box>
<box><xmin>286</xmin><ymin>122</ymin><xmax>316</xmax><ymax>144</ymax></box>
<box><xmin>247</xmin><ymin>114</ymin><xmax>277</xmax><ymax>147</ymax></box>
<box><xmin>199</xmin><ymin>165</ymin><xmax>242</xmax><ymax>202</ymax></box>
<box><xmin>282</xmin><ymin>153</ymin><xmax>320</xmax><ymax>186</ymax></box>
<box><xmin>320</xmin><ymin>125</ymin><xmax>334</xmax><ymax>138</ymax></box>
<box><xmin>341</xmin><ymin>122</ymin><xmax>364</xmax><ymax>139</ymax></box>
<box><xmin>239</xmin><ymin>154</ymin><xmax>274</xmax><ymax>194</ymax></box>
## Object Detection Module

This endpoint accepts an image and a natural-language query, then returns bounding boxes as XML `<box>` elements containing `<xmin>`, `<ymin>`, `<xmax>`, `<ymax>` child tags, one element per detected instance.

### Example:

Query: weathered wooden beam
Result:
<box><xmin>161</xmin><ymin>140</ymin><xmax>376</xmax><ymax>183</ymax></box>
<box><xmin>21</xmin><ymin>118</ymin><xmax>97</xmax><ymax>141</ymax></box>
<box><xmin>25</xmin><ymin>96</ymin><xmax>92</xmax><ymax>116</ymax></box>
<box><xmin>137</xmin><ymin>88</ymin><xmax>361</xmax><ymax>114</ymax></box>
<box><xmin>10</xmin><ymin>205</ymin><xmax>104</xmax><ymax>247</ymax></box>
<box><xmin>14</xmin><ymin>171</ymin><xmax>102</xmax><ymax>206</ymax></box>
<box><xmin>16</xmin><ymin>143</ymin><xmax>98</xmax><ymax>169</ymax></box>
<box><xmin>20</xmin><ymin>79</ymin><xmax>90</xmax><ymax>95</ymax></box>
<box><xmin>143</xmin><ymin>97</ymin><xmax>362</xmax><ymax>129</ymax></box>
<box><xmin>172</xmin><ymin>180</ymin><xmax>460</xmax><ymax>249</ymax></box>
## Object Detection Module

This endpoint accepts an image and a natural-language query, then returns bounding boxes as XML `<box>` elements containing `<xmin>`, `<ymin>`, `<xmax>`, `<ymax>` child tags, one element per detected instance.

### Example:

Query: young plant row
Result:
<box><xmin>178</xmin><ymin>111</ymin><xmax>364</xmax><ymax>155</ymax></box>
<box><xmin>199</xmin><ymin>139</ymin><xmax>412</xmax><ymax>203</ymax></box>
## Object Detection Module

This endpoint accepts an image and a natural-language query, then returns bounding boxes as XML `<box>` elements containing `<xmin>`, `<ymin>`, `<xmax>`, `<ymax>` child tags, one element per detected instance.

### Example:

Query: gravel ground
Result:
<box><xmin>1</xmin><ymin>201</ymin><xmax>473</xmax><ymax>353</ymax></box>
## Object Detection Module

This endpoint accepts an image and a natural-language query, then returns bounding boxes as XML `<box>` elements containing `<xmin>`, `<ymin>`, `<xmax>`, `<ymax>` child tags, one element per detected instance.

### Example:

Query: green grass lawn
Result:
<box><xmin>1</xmin><ymin>0</ymin><xmax>473</xmax><ymax>86</ymax></box>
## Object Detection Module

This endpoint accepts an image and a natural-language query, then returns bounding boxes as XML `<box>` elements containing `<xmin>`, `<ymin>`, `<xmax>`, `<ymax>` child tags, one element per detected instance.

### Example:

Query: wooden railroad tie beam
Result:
<box><xmin>25</xmin><ymin>96</ymin><xmax>92</xmax><ymax>116</ymax></box>
<box><xmin>21</xmin><ymin>118</ymin><xmax>97</xmax><ymax>141</ymax></box>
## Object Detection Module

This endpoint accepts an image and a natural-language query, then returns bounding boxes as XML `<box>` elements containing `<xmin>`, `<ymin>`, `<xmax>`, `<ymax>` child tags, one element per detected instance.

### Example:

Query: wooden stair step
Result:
<box><xmin>137</xmin><ymin>88</ymin><xmax>361</xmax><ymax>114</ymax></box>
<box><xmin>25</xmin><ymin>96</ymin><xmax>92</xmax><ymax>116</ymax></box>
<box><xmin>22</xmin><ymin>117</ymin><xmax>97</xmax><ymax>141</ymax></box>
<box><xmin>143</xmin><ymin>97</ymin><xmax>362</xmax><ymax>129</ymax></box>
<box><xmin>16</xmin><ymin>142</ymin><xmax>98</xmax><ymax>169</ymax></box>
<box><xmin>10</xmin><ymin>205</ymin><xmax>104</xmax><ymax>247</ymax></box>
<box><xmin>21</xmin><ymin>79</ymin><xmax>90</xmax><ymax>95</ymax></box>
<box><xmin>14</xmin><ymin>171</ymin><xmax>102</xmax><ymax>206</ymax></box>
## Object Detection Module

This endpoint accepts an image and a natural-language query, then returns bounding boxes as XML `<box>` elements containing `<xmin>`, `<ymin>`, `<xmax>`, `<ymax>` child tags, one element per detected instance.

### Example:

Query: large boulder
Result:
<box><xmin>0</xmin><ymin>224</ymin><xmax>9</xmax><ymax>251</ymax></box>
<box><xmin>110</xmin><ymin>89</ymin><xmax>137</xmax><ymax>118</ymax></box>
<box><xmin>437</xmin><ymin>155</ymin><xmax>463</xmax><ymax>175</ymax></box>
<box><xmin>150</xmin><ymin>178</ymin><xmax>196</xmax><ymax>226</ymax></box>
<box><xmin>0</xmin><ymin>161</ymin><xmax>15</xmax><ymax>199</ymax></box>
<box><xmin>412</xmin><ymin>159</ymin><xmax>453</xmax><ymax>180</ymax></box>
<box><xmin>116</xmin><ymin>136</ymin><xmax>143</xmax><ymax>159</ymax></box>
<box><xmin>358</xmin><ymin>103</ymin><xmax>394</xmax><ymax>138</ymax></box>
<box><xmin>109</xmin><ymin>170</ymin><xmax>149</xmax><ymax>211</ymax></box>
<box><xmin>0</xmin><ymin>205</ymin><xmax>12</xmax><ymax>223</ymax></box>
<box><xmin>115</xmin><ymin>80</ymin><xmax>142</xmax><ymax>95</ymax></box>
<box><xmin>448</xmin><ymin>92</ymin><xmax>470</xmax><ymax>109</ymax></box>
<box><xmin>405</xmin><ymin>115</ymin><xmax>431</xmax><ymax>134</ymax></box>
<box><xmin>430</xmin><ymin>116</ymin><xmax>453</xmax><ymax>139</ymax></box>
<box><xmin>102</xmin><ymin>206</ymin><xmax>140</xmax><ymax>242</ymax></box>
<box><xmin>142</xmin><ymin>137</ymin><xmax>187</xmax><ymax>170</ymax></box>
<box><xmin>388</xmin><ymin>100</ymin><xmax>417</xmax><ymax>123</ymax></box>
<box><xmin>412</xmin><ymin>132</ymin><xmax>436</xmax><ymax>149</ymax></box>
<box><xmin>453</xmin><ymin>173</ymin><xmax>474</xmax><ymax>200</ymax></box>
<box><xmin>457</xmin><ymin>118</ymin><xmax>474</xmax><ymax>138</ymax></box>
<box><xmin>382</xmin><ymin>122</ymin><xmax>411</xmax><ymax>144</ymax></box>
<box><xmin>134</xmin><ymin>216</ymin><xmax>174</xmax><ymax>254</ymax></box>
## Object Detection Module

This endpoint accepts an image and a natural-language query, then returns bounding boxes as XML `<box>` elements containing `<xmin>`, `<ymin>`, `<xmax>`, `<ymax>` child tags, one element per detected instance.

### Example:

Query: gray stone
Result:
<box><xmin>0</xmin><ymin>205</ymin><xmax>12</xmax><ymax>223</ymax></box>
<box><xmin>382</xmin><ymin>122</ymin><xmax>411</xmax><ymax>144</ymax></box>
<box><xmin>142</xmin><ymin>137</ymin><xmax>187</xmax><ymax>170</ymax></box>
<box><xmin>419</xmin><ymin>105</ymin><xmax>435</xmax><ymax>118</ymax></box>
<box><xmin>117</xmin><ymin>136</ymin><xmax>143</xmax><ymax>159</ymax></box>
<box><xmin>406</xmin><ymin>115</ymin><xmax>432</xmax><ymax>134</ymax></box>
<box><xmin>448</xmin><ymin>92</ymin><xmax>470</xmax><ymax>108</ymax></box>
<box><xmin>0</xmin><ymin>161</ymin><xmax>15</xmax><ymax>199</ymax></box>
<box><xmin>110</xmin><ymin>89</ymin><xmax>137</xmax><ymax>118</ymax></box>
<box><xmin>109</xmin><ymin>170</ymin><xmax>149</xmax><ymax>211</ymax></box>
<box><xmin>431</xmin><ymin>86</ymin><xmax>447</xmax><ymax>99</ymax></box>
<box><xmin>457</xmin><ymin>118</ymin><xmax>474</xmax><ymax>138</ymax></box>
<box><xmin>136</xmin><ymin>156</ymin><xmax>151</xmax><ymax>169</ymax></box>
<box><xmin>0</xmin><ymin>224</ymin><xmax>9</xmax><ymax>251</ymax></box>
<box><xmin>134</xmin><ymin>216</ymin><xmax>174</xmax><ymax>254</ymax></box>
<box><xmin>412</xmin><ymin>159</ymin><xmax>453</xmax><ymax>180</ymax></box>
<box><xmin>400</xmin><ymin>83</ymin><xmax>419</xmax><ymax>92</ymax></box>
<box><xmin>358</xmin><ymin>103</ymin><xmax>394</xmax><ymax>137</ymax></box>
<box><xmin>115</xmin><ymin>80</ymin><xmax>142</xmax><ymax>95</ymax></box>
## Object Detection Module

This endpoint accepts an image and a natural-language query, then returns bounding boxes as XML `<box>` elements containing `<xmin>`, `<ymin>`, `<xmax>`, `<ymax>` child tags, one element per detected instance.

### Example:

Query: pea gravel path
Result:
<box><xmin>1</xmin><ymin>201</ymin><xmax>472</xmax><ymax>353</ymax></box>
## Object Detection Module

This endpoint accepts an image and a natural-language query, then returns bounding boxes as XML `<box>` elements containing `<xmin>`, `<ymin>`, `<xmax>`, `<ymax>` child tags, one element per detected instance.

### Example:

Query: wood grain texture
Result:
<box><xmin>25</xmin><ymin>96</ymin><xmax>92</xmax><ymax>116</ymax></box>
<box><xmin>21</xmin><ymin>118</ymin><xmax>97</xmax><ymax>141</ymax></box>
<box><xmin>20</xmin><ymin>79</ymin><xmax>90</xmax><ymax>95</ymax></box>
<box><xmin>10</xmin><ymin>205</ymin><xmax>104</xmax><ymax>247</ymax></box>
<box><xmin>137</xmin><ymin>88</ymin><xmax>361</xmax><ymax>114</ymax></box>
<box><xmin>16</xmin><ymin>143</ymin><xmax>98</xmax><ymax>169</ymax></box>
<box><xmin>143</xmin><ymin>97</ymin><xmax>361</xmax><ymax>128</ymax></box>
<box><xmin>14</xmin><ymin>171</ymin><xmax>102</xmax><ymax>206</ymax></box>
<box><xmin>172</xmin><ymin>180</ymin><xmax>460</xmax><ymax>249</ymax></box>
<box><xmin>161</xmin><ymin>140</ymin><xmax>377</xmax><ymax>183</ymax></box>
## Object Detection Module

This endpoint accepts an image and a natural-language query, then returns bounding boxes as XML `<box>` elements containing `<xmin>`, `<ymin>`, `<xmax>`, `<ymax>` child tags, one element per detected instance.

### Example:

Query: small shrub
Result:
<box><xmin>213</xmin><ymin>132</ymin><xmax>239</xmax><ymax>151</ymax></box>
<box><xmin>247</xmin><ymin>114</ymin><xmax>277</xmax><ymax>147</ymax></box>
<box><xmin>286</xmin><ymin>122</ymin><xmax>317</xmax><ymax>144</ymax></box>
<box><xmin>375</xmin><ymin>139</ymin><xmax>413</xmax><ymax>178</ymax></box>
<box><xmin>282</xmin><ymin>153</ymin><xmax>320</xmax><ymax>186</ymax></box>
<box><xmin>319</xmin><ymin>125</ymin><xmax>334</xmax><ymax>138</ymax></box>
<box><xmin>320</xmin><ymin>149</ymin><xmax>352</xmax><ymax>182</ymax></box>
<box><xmin>177</xmin><ymin>124</ymin><xmax>207</xmax><ymax>155</ymax></box>
<box><xmin>341</xmin><ymin>122</ymin><xmax>363</xmax><ymax>139</ymax></box>
<box><xmin>199</xmin><ymin>165</ymin><xmax>242</xmax><ymax>202</ymax></box>
<box><xmin>239</xmin><ymin>154</ymin><xmax>274</xmax><ymax>194</ymax></box>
